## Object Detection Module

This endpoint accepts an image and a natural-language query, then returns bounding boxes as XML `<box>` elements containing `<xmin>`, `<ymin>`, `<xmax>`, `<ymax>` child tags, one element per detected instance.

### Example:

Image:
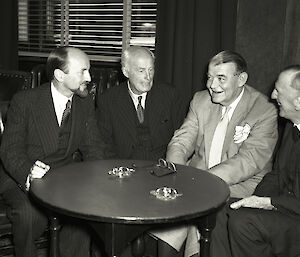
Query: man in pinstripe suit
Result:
<box><xmin>97</xmin><ymin>46</ymin><xmax>186</xmax><ymax>256</ymax></box>
<box><xmin>0</xmin><ymin>46</ymin><xmax>106</xmax><ymax>257</ymax></box>
<box><xmin>97</xmin><ymin>46</ymin><xmax>185</xmax><ymax>161</ymax></box>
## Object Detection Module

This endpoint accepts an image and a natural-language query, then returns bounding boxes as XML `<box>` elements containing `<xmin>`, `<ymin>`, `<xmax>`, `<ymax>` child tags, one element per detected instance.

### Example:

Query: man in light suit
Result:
<box><xmin>154</xmin><ymin>50</ymin><xmax>278</xmax><ymax>256</ymax></box>
<box><xmin>0</xmin><ymin>46</ymin><xmax>106</xmax><ymax>257</ymax></box>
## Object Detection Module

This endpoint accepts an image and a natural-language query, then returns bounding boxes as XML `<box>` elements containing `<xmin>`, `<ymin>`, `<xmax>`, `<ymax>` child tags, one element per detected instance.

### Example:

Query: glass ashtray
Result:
<box><xmin>150</xmin><ymin>186</ymin><xmax>183</xmax><ymax>200</ymax></box>
<box><xmin>108</xmin><ymin>166</ymin><xmax>135</xmax><ymax>178</ymax></box>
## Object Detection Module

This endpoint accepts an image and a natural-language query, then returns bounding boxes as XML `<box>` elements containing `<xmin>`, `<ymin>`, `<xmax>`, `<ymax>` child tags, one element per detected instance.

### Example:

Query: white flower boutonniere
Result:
<box><xmin>234</xmin><ymin>123</ymin><xmax>251</xmax><ymax>144</ymax></box>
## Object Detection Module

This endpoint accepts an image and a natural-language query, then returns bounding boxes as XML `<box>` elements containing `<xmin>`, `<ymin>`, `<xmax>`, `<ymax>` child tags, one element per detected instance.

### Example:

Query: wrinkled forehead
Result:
<box><xmin>130</xmin><ymin>52</ymin><xmax>154</xmax><ymax>68</ymax></box>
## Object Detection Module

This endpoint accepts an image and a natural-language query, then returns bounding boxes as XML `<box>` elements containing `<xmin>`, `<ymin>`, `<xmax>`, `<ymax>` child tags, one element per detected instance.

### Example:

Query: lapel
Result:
<box><xmin>65</xmin><ymin>95</ymin><xmax>84</xmax><ymax>155</ymax></box>
<box><xmin>145</xmin><ymin>85</ymin><xmax>164</xmax><ymax>134</ymax></box>
<box><xmin>115</xmin><ymin>83</ymin><xmax>137</xmax><ymax>140</ymax></box>
<box><xmin>222</xmin><ymin>86</ymin><xmax>251</xmax><ymax>156</ymax></box>
<box><xmin>204</xmin><ymin>102</ymin><xmax>222</xmax><ymax>165</ymax></box>
<box><xmin>32</xmin><ymin>83</ymin><xmax>60</xmax><ymax>155</ymax></box>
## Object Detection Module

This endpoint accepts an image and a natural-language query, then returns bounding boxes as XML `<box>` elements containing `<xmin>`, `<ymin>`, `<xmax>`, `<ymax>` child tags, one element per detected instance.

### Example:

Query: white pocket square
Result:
<box><xmin>234</xmin><ymin>123</ymin><xmax>251</xmax><ymax>144</ymax></box>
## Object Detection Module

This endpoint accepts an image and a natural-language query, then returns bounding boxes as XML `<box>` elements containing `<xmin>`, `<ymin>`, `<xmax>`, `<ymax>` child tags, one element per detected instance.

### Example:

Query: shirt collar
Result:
<box><xmin>221</xmin><ymin>87</ymin><xmax>244</xmax><ymax>120</ymax></box>
<box><xmin>51</xmin><ymin>82</ymin><xmax>73</xmax><ymax>104</ymax></box>
<box><xmin>127</xmin><ymin>81</ymin><xmax>147</xmax><ymax>108</ymax></box>
<box><xmin>294</xmin><ymin>123</ymin><xmax>300</xmax><ymax>132</ymax></box>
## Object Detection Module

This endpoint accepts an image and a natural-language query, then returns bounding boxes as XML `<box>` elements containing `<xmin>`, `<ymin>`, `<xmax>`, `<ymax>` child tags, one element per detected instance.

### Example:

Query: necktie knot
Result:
<box><xmin>138</xmin><ymin>96</ymin><xmax>142</xmax><ymax>105</ymax></box>
<box><xmin>221</xmin><ymin>106</ymin><xmax>231</xmax><ymax>120</ymax></box>
<box><xmin>136</xmin><ymin>96</ymin><xmax>144</xmax><ymax>123</ymax></box>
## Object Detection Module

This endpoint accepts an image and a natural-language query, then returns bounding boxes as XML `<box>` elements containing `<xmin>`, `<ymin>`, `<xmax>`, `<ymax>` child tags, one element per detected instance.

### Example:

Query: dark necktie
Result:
<box><xmin>136</xmin><ymin>96</ymin><xmax>144</xmax><ymax>123</ymax></box>
<box><xmin>61</xmin><ymin>100</ymin><xmax>72</xmax><ymax>126</ymax></box>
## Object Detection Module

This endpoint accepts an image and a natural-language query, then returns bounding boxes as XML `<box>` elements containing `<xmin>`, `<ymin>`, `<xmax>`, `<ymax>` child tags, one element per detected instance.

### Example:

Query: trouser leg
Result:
<box><xmin>228</xmin><ymin>207</ymin><xmax>300</xmax><ymax>257</ymax></box>
<box><xmin>2</xmin><ymin>187</ymin><xmax>48</xmax><ymax>257</ymax></box>
<box><xmin>60</xmin><ymin>219</ymin><xmax>92</xmax><ymax>257</ymax></box>
<box><xmin>158</xmin><ymin>239</ymin><xmax>184</xmax><ymax>257</ymax></box>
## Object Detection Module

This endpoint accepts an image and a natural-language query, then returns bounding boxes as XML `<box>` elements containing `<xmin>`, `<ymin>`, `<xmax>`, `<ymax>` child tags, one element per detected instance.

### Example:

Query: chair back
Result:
<box><xmin>0</xmin><ymin>69</ymin><xmax>32</xmax><ymax>102</ymax></box>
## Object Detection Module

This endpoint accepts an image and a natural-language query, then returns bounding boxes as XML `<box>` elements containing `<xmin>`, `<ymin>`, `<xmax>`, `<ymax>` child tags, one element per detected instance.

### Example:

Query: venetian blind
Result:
<box><xmin>18</xmin><ymin>0</ymin><xmax>157</xmax><ymax>62</ymax></box>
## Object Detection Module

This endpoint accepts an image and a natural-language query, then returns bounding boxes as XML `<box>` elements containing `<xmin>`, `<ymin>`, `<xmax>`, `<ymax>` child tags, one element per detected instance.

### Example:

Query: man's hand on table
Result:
<box><xmin>26</xmin><ymin>160</ymin><xmax>50</xmax><ymax>191</ymax></box>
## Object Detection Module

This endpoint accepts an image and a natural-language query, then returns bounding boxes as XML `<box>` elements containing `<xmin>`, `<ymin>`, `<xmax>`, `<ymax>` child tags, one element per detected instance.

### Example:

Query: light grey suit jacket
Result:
<box><xmin>166</xmin><ymin>85</ymin><xmax>278</xmax><ymax>197</ymax></box>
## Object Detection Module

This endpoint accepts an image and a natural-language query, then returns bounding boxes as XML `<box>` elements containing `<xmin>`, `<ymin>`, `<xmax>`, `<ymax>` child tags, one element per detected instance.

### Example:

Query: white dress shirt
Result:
<box><xmin>51</xmin><ymin>83</ymin><xmax>73</xmax><ymax>126</ymax></box>
<box><xmin>127</xmin><ymin>82</ymin><xmax>147</xmax><ymax>110</ymax></box>
<box><xmin>221</xmin><ymin>87</ymin><xmax>244</xmax><ymax>120</ymax></box>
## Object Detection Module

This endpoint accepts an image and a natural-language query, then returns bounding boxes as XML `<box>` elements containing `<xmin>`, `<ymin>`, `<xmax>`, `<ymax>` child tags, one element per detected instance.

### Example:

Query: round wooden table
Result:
<box><xmin>30</xmin><ymin>159</ymin><xmax>230</xmax><ymax>257</ymax></box>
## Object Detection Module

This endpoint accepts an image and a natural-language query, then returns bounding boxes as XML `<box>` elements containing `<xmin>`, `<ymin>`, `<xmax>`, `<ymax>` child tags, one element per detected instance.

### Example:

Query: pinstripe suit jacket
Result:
<box><xmin>97</xmin><ymin>81</ymin><xmax>185</xmax><ymax>160</ymax></box>
<box><xmin>0</xmin><ymin>83</ymin><xmax>105</xmax><ymax>192</ymax></box>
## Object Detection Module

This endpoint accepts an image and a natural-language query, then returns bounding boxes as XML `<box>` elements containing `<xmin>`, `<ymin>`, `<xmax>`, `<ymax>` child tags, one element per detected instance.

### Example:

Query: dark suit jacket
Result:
<box><xmin>97</xmin><ymin>81</ymin><xmax>185</xmax><ymax>160</ymax></box>
<box><xmin>255</xmin><ymin>121</ymin><xmax>300</xmax><ymax>217</ymax></box>
<box><xmin>0</xmin><ymin>83</ymin><xmax>105</xmax><ymax>192</ymax></box>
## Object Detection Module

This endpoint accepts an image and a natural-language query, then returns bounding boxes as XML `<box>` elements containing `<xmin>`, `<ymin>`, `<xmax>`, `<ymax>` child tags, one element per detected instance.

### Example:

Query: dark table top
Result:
<box><xmin>30</xmin><ymin>159</ymin><xmax>230</xmax><ymax>225</ymax></box>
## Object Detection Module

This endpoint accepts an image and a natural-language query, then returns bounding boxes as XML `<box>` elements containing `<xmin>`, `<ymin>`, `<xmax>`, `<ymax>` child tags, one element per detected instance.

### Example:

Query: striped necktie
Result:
<box><xmin>61</xmin><ymin>100</ymin><xmax>72</xmax><ymax>126</ymax></box>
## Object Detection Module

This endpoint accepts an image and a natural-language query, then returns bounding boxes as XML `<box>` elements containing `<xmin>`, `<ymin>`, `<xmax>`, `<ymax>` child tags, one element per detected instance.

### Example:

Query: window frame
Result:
<box><xmin>18</xmin><ymin>0</ymin><xmax>157</xmax><ymax>62</ymax></box>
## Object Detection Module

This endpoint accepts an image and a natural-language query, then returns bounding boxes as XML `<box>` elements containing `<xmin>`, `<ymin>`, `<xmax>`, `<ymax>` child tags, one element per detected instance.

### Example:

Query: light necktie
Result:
<box><xmin>208</xmin><ymin>107</ymin><xmax>230</xmax><ymax>168</ymax></box>
<box><xmin>136</xmin><ymin>96</ymin><xmax>144</xmax><ymax>123</ymax></box>
<box><xmin>61</xmin><ymin>100</ymin><xmax>72</xmax><ymax>126</ymax></box>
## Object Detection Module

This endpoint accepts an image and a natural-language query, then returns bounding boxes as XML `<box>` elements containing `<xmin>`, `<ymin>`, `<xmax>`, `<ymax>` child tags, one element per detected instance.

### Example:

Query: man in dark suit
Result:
<box><xmin>229</xmin><ymin>65</ymin><xmax>300</xmax><ymax>257</ymax></box>
<box><xmin>97</xmin><ymin>45</ymin><xmax>184</xmax><ymax>161</ymax></box>
<box><xmin>96</xmin><ymin>46</ymin><xmax>185</xmax><ymax>256</ymax></box>
<box><xmin>0</xmin><ymin>46</ymin><xmax>105</xmax><ymax>257</ymax></box>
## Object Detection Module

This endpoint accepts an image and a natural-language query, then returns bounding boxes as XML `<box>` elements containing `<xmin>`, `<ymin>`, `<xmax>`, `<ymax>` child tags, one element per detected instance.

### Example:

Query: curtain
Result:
<box><xmin>282</xmin><ymin>0</ymin><xmax>300</xmax><ymax>68</ymax></box>
<box><xmin>0</xmin><ymin>0</ymin><xmax>18</xmax><ymax>70</ymax></box>
<box><xmin>236</xmin><ymin>0</ymin><xmax>300</xmax><ymax>97</ymax></box>
<box><xmin>154</xmin><ymin>0</ymin><xmax>238</xmax><ymax>110</ymax></box>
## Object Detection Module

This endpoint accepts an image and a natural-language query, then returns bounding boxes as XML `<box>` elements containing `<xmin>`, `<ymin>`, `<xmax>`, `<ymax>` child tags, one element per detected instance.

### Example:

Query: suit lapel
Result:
<box><xmin>115</xmin><ymin>84</ymin><xmax>137</xmax><ymax>140</ymax></box>
<box><xmin>65</xmin><ymin>95</ymin><xmax>84</xmax><ymax>156</ymax></box>
<box><xmin>204</xmin><ymin>103</ymin><xmax>222</xmax><ymax>165</ymax></box>
<box><xmin>145</xmin><ymin>86</ymin><xmax>163</xmax><ymax>135</ymax></box>
<box><xmin>222</xmin><ymin>87</ymin><xmax>251</xmax><ymax>156</ymax></box>
<box><xmin>32</xmin><ymin>84</ymin><xmax>60</xmax><ymax>155</ymax></box>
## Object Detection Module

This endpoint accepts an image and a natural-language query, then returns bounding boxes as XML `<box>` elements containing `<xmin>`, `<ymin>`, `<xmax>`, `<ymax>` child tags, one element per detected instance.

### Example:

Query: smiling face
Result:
<box><xmin>271</xmin><ymin>70</ymin><xmax>300</xmax><ymax>122</ymax></box>
<box><xmin>206</xmin><ymin>62</ymin><xmax>246</xmax><ymax>106</ymax></box>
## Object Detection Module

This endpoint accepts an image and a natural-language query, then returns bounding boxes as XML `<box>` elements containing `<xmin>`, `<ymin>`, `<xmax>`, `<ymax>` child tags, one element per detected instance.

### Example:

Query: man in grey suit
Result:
<box><xmin>153</xmin><ymin>50</ymin><xmax>278</xmax><ymax>256</ymax></box>
<box><xmin>0</xmin><ymin>46</ymin><xmax>105</xmax><ymax>257</ymax></box>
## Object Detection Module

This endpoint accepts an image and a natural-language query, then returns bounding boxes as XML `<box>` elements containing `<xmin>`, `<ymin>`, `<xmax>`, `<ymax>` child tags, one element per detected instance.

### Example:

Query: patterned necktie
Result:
<box><xmin>136</xmin><ymin>96</ymin><xmax>144</xmax><ymax>123</ymax></box>
<box><xmin>61</xmin><ymin>100</ymin><xmax>72</xmax><ymax>126</ymax></box>
<box><xmin>208</xmin><ymin>107</ymin><xmax>231</xmax><ymax>168</ymax></box>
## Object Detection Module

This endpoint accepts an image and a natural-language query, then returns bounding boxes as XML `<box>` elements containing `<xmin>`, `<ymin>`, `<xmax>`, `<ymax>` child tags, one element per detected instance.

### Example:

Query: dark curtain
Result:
<box><xmin>154</xmin><ymin>0</ymin><xmax>238</xmax><ymax>109</ymax></box>
<box><xmin>282</xmin><ymin>0</ymin><xmax>300</xmax><ymax>68</ymax></box>
<box><xmin>0</xmin><ymin>0</ymin><xmax>18</xmax><ymax>70</ymax></box>
<box><xmin>235</xmin><ymin>0</ymin><xmax>300</xmax><ymax>97</ymax></box>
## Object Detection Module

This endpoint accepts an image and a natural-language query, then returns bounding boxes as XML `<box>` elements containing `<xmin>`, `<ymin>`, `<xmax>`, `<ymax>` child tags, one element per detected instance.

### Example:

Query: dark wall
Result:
<box><xmin>235</xmin><ymin>0</ymin><xmax>299</xmax><ymax>97</ymax></box>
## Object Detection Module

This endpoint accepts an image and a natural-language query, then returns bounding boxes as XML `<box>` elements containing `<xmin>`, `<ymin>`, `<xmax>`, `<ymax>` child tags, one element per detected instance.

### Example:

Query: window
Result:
<box><xmin>18</xmin><ymin>0</ymin><xmax>157</xmax><ymax>62</ymax></box>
